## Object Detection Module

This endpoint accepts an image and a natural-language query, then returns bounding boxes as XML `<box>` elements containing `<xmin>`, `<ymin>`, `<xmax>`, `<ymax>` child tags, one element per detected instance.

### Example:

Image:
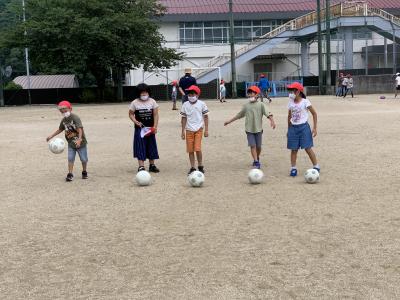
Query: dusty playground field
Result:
<box><xmin>1</xmin><ymin>94</ymin><xmax>400</xmax><ymax>299</ymax></box>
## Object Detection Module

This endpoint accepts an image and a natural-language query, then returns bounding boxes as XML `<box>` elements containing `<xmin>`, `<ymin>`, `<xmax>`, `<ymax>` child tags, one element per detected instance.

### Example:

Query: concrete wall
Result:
<box><xmin>352</xmin><ymin>75</ymin><xmax>397</xmax><ymax>94</ymax></box>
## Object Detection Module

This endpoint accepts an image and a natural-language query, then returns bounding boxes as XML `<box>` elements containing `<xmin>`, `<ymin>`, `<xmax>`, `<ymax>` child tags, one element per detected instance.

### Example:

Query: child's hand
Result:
<box><xmin>153</xmin><ymin>127</ymin><xmax>158</xmax><ymax>134</ymax></box>
<box><xmin>270</xmin><ymin>120</ymin><xmax>276</xmax><ymax>129</ymax></box>
<box><xmin>181</xmin><ymin>132</ymin><xmax>185</xmax><ymax>140</ymax></box>
<box><xmin>46</xmin><ymin>136</ymin><xmax>51</xmax><ymax>142</ymax></box>
<box><xmin>224</xmin><ymin>121</ymin><xmax>229</xmax><ymax>126</ymax></box>
<box><xmin>135</xmin><ymin>121</ymin><xmax>143</xmax><ymax>127</ymax></box>
<box><xmin>312</xmin><ymin>128</ymin><xmax>317</xmax><ymax>137</ymax></box>
<box><xmin>75</xmin><ymin>139</ymin><xmax>82</xmax><ymax>148</ymax></box>
<box><xmin>204</xmin><ymin>131</ymin><xmax>209</xmax><ymax>138</ymax></box>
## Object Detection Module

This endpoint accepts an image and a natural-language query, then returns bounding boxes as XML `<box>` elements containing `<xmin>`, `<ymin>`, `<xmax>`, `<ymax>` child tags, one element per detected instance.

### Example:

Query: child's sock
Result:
<box><xmin>291</xmin><ymin>166</ymin><xmax>297</xmax><ymax>170</ymax></box>
<box><xmin>313</xmin><ymin>164</ymin><xmax>320</xmax><ymax>169</ymax></box>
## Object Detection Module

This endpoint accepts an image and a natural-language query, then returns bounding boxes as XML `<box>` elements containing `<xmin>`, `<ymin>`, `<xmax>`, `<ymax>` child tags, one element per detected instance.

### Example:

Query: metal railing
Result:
<box><xmin>194</xmin><ymin>1</ymin><xmax>400</xmax><ymax>79</ymax></box>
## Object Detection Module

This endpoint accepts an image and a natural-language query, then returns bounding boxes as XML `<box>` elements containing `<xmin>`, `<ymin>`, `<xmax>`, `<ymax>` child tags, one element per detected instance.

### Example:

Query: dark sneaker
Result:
<box><xmin>313</xmin><ymin>167</ymin><xmax>321</xmax><ymax>173</ymax></box>
<box><xmin>66</xmin><ymin>173</ymin><xmax>74</xmax><ymax>182</ymax></box>
<box><xmin>290</xmin><ymin>168</ymin><xmax>298</xmax><ymax>177</ymax></box>
<box><xmin>82</xmin><ymin>171</ymin><xmax>88</xmax><ymax>179</ymax></box>
<box><xmin>138</xmin><ymin>166</ymin><xmax>145</xmax><ymax>172</ymax></box>
<box><xmin>252</xmin><ymin>160</ymin><xmax>261</xmax><ymax>169</ymax></box>
<box><xmin>198</xmin><ymin>166</ymin><xmax>205</xmax><ymax>174</ymax></box>
<box><xmin>149</xmin><ymin>164</ymin><xmax>160</xmax><ymax>173</ymax></box>
<box><xmin>188</xmin><ymin>167</ymin><xmax>196</xmax><ymax>175</ymax></box>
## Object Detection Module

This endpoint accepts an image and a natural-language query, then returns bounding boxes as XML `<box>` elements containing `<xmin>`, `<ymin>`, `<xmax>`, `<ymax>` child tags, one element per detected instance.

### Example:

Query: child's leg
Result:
<box><xmin>77</xmin><ymin>146</ymin><xmax>88</xmax><ymax>172</ymax></box>
<box><xmin>196</xmin><ymin>151</ymin><xmax>202</xmax><ymax>166</ymax></box>
<box><xmin>68</xmin><ymin>146</ymin><xmax>76</xmax><ymax>173</ymax></box>
<box><xmin>138</xmin><ymin>160</ymin><xmax>145</xmax><ymax>167</ymax></box>
<box><xmin>68</xmin><ymin>162</ymin><xmax>74</xmax><ymax>173</ymax></box>
<box><xmin>250</xmin><ymin>146</ymin><xmax>258</xmax><ymax>161</ymax></box>
<box><xmin>256</xmin><ymin>147</ymin><xmax>262</xmax><ymax>161</ymax></box>
<box><xmin>189</xmin><ymin>152</ymin><xmax>195</xmax><ymax>168</ymax></box>
<box><xmin>291</xmin><ymin>150</ymin><xmax>298</xmax><ymax>167</ymax></box>
<box><xmin>305</xmin><ymin>148</ymin><xmax>318</xmax><ymax>166</ymax></box>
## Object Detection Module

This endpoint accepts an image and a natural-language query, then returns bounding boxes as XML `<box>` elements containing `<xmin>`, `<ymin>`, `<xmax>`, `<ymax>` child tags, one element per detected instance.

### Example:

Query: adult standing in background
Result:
<box><xmin>179</xmin><ymin>68</ymin><xmax>197</xmax><ymax>104</ymax></box>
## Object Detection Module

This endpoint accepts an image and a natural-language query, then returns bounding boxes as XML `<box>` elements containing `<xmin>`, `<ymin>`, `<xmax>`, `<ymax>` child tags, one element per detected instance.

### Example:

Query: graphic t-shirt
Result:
<box><xmin>181</xmin><ymin>100</ymin><xmax>209</xmax><ymax>132</ymax></box>
<box><xmin>288</xmin><ymin>98</ymin><xmax>312</xmax><ymax>125</ymax></box>
<box><xmin>59</xmin><ymin>113</ymin><xmax>87</xmax><ymax>149</ymax></box>
<box><xmin>129</xmin><ymin>98</ymin><xmax>159</xmax><ymax>128</ymax></box>
<box><xmin>236</xmin><ymin>101</ymin><xmax>272</xmax><ymax>133</ymax></box>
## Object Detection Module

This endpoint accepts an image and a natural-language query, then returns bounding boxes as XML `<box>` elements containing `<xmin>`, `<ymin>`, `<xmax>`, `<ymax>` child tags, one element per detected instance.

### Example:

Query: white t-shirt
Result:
<box><xmin>180</xmin><ymin>100</ymin><xmax>209</xmax><ymax>132</ymax></box>
<box><xmin>342</xmin><ymin>78</ymin><xmax>349</xmax><ymax>86</ymax></box>
<box><xmin>288</xmin><ymin>98</ymin><xmax>312</xmax><ymax>125</ymax></box>
<box><xmin>396</xmin><ymin>76</ymin><xmax>400</xmax><ymax>86</ymax></box>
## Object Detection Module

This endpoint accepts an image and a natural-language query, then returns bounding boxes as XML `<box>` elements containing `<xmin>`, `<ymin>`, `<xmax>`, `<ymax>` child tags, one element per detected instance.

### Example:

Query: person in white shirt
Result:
<box><xmin>395</xmin><ymin>73</ymin><xmax>400</xmax><ymax>98</ymax></box>
<box><xmin>286</xmin><ymin>82</ymin><xmax>320</xmax><ymax>177</ymax></box>
<box><xmin>343</xmin><ymin>74</ymin><xmax>354</xmax><ymax>98</ymax></box>
<box><xmin>181</xmin><ymin>85</ymin><xmax>209</xmax><ymax>175</ymax></box>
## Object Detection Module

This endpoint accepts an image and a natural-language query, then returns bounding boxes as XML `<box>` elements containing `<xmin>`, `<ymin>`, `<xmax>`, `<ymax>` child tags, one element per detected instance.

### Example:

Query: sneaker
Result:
<box><xmin>290</xmin><ymin>168</ymin><xmax>298</xmax><ymax>177</ymax></box>
<box><xmin>198</xmin><ymin>166</ymin><xmax>205</xmax><ymax>174</ymax></box>
<box><xmin>66</xmin><ymin>173</ymin><xmax>74</xmax><ymax>182</ymax></box>
<box><xmin>149</xmin><ymin>164</ymin><xmax>160</xmax><ymax>173</ymax></box>
<box><xmin>188</xmin><ymin>167</ymin><xmax>196</xmax><ymax>175</ymax></box>
<box><xmin>313</xmin><ymin>166</ymin><xmax>321</xmax><ymax>173</ymax></box>
<box><xmin>138</xmin><ymin>166</ymin><xmax>145</xmax><ymax>172</ymax></box>
<box><xmin>82</xmin><ymin>171</ymin><xmax>88</xmax><ymax>179</ymax></box>
<box><xmin>253</xmin><ymin>160</ymin><xmax>261</xmax><ymax>169</ymax></box>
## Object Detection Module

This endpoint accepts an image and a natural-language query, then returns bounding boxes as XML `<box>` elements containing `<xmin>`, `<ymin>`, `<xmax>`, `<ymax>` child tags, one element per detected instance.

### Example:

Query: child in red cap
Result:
<box><xmin>286</xmin><ymin>82</ymin><xmax>320</xmax><ymax>176</ymax></box>
<box><xmin>224</xmin><ymin>86</ymin><xmax>276</xmax><ymax>169</ymax></box>
<box><xmin>46</xmin><ymin>100</ymin><xmax>88</xmax><ymax>181</ymax></box>
<box><xmin>181</xmin><ymin>85</ymin><xmax>209</xmax><ymax>175</ymax></box>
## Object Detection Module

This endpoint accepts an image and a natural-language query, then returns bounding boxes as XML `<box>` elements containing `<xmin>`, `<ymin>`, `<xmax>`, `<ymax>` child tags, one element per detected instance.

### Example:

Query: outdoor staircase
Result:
<box><xmin>194</xmin><ymin>1</ymin><xmax>400</xmax><ymax>83</ymax></box>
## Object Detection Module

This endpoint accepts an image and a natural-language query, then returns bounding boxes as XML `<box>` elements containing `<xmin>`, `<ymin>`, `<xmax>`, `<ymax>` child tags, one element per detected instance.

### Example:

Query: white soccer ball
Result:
<box><xmin>49</xmin><ymin>138</ymin><xmax>65</xmax><ymax>154</ymax></box>
<box><xmin>188</xmin><ymin>171</ymin><xmax>205</xmax><ymax>187</ymax></box>
<box><xmin>304</xmin><ymin>169</ymin><xmax>320</xmax><ymax>184</ymax></box>
<box><xmin>248</xmin><ymin>169</ymin><xmax>264</xmax><ymax>184</ymax></box>
<box><xmin>136</xmin><ymin>170</ymin><xmax>152</xmax><ymax>186</ymax></box>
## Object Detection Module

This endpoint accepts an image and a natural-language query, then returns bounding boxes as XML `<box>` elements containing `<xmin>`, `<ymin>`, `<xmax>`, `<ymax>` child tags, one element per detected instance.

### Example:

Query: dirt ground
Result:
<box><xmin>1</xmin><ymin>94</ymin><xmax>400</xmax><ymax>299</ymax></box>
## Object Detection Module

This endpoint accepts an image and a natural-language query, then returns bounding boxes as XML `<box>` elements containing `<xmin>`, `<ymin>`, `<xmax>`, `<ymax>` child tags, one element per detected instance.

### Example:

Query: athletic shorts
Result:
<box><xmin>133</xmin><ymin>127</ymin><xmax>159</xmax><ymax>161</ymax></box>
<box><xmin>246</xmin><ymin>131</ymin><xmax>263</xmax><ymax>148</ymax></box>
<box><xmin>287</xmin><ymin>122</ymin><xmax>313</xmax><ymax>150</ymax></box>
<box><xmin>186</xmin><ymin>129</ymin><xmax>203</xmax><ymax>153</ymax></box>
<box><xmin>68</xmin><ymin>145</ymin><xmax>88</xmax><ymax>163</ymax></box>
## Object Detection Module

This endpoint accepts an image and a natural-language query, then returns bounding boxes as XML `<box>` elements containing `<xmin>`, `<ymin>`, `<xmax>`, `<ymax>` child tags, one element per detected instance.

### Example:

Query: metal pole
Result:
<box><xmin>325</xmin><ymin>0</ymin><xmax>332</xmax><ymax>94</ymax></box>
<box><xmin>365</xmin><ymin>38</ymin><xmax>368</xmax><ymax>75</ymax></box>
<box><xmin>336</xmin><ymin>29</ymin><xmax>340</xmax><ymax>72</ymax></box>
<box><xmin>317</xmin><ymin>0</ymin><xmax>323</xmax><ymax>95</ymax></box>
<box><xmin>22</xmin><ymin>0</ymin><xmax>31</xmax><ymax>105</ymax></box>
<box><xmin>229</xmin><ymin>0</ymin><xmax>237</xmax><ymax>98</ymax></box>
<box><xmin>394</xmin><ymin>29</ymin><xmax>397</xmax><ymax>74</ymax></box>
<box><xmin>384</xmin><ymin>38</ymin><xmax>388</xmax><ymax>69</ymax></box>
<box><xmin>166</xmin><ymin>70</ymin><xmax>169</xmax><ymax>101</ymax></box>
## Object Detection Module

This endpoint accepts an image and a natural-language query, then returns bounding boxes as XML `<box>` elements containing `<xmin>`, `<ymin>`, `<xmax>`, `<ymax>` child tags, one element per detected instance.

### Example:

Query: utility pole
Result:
<box><xmin>22</xmin><ymin>0</ymin><xmax>32</xmax><ymax>105</ymax></box>
<box><xmin>229</xmin><ymin>0</ymin><xmax>237</xmax><ymax>98</ymax></box>
<box><xmin>325</xmin><ymin>0</ymin><xmax>332</xmax><ymax>94</ymax></box>
<box><xmin>316</xmin><ymin>0</ymin><xmax>323</xmax><ymax>95</ymax></box>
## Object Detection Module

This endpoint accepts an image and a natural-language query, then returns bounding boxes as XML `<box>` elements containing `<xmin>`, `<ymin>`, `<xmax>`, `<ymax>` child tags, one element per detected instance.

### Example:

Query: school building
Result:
<box><xmin>128</xmin><ymin>0</ymin><xmax>400</xmax><ymax>85</ymax></box>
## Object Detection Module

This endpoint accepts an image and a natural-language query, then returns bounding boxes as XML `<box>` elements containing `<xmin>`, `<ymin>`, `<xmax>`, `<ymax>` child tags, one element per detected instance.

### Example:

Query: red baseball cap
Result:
<box><xmin>287</xmin><ymin>82</ymin><xmax>306</xmax><ymax>98</ymax></box>
<box><xmin>247</xmin><ymin>85</ymin><xmax>261</xmax><ymax>94</ymax></box>
<box><xmin>58</xmin><ymin>100</ymin><xmax>72</xmax><ymax>110</ymax></box>
<box><xmin>185</xmin><ymin>85</ymin><xmax>201</xmax><ymax>95</ymax></box>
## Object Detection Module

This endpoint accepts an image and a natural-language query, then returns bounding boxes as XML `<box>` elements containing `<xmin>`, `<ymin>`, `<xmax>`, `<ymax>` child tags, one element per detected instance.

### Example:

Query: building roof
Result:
<box><xmin>160</xmin><ymin>0</ymin><xmax>400</xmax><ymax>15</ymax></box>
<box><xmin>13</xmin><ymin>75</ymin><xmax>79</xmax><ymax>89</ymax></box>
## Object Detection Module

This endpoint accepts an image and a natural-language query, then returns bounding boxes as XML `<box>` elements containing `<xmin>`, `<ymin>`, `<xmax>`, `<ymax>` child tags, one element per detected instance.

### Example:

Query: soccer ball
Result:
<box><xmin>49</xmin><ymin>138</ymin><xmax>65</xmax><ymax>154</ymax></box>
<box><xmin>188</xmin><ymin>171</ymin><xmax>205</xmax><ymax>187</ymax></box>
<box><xmin>304</xmin><ymin>169</ymin><xmax>320</xmax><ymax>184</ymax></box>
<box><xmin>136</xmin><ymin>170</ymin><xmax>152</xmax><ymax>186</ymax></box>
<box><xmin>248</xmin><ymin>169</ymin><xmax>264</xmax><ymax>184</ymax></box>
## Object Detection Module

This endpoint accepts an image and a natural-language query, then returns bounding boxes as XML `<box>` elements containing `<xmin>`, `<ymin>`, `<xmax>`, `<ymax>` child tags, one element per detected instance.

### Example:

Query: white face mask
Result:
<box><xmin>140</xmin><ymin>95</ymin><xmax>149</xmax><ymax>101</ymax></box>
<box><xmin>188</xmin><ymin>96</ymin><xmax>197</xmax><ymax>103</ymax></box>
<box><xmin>63</xmin><ymin>111</ymin><xmax>71</xmax><ymax>118</ymax></box>
<box><xmin>249</xmin><ymin>97</ymin><xmax>257</xmax><ymax>102</ymax></box>
<box><xmin>289</xmin><ymin>93</ymin><xmax>296</xmax><ymax>100</ymax></box>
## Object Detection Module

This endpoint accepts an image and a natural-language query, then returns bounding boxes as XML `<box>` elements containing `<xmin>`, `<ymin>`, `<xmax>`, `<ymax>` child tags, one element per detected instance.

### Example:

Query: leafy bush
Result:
<box><xmin>4</xmin><ymin>81</ymin><xmax>23</xmax><ymax>90</ymax></box>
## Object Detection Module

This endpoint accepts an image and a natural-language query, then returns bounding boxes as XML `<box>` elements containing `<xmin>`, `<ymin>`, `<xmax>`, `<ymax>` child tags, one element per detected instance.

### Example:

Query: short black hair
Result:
<box><xmin>136</xmin><ymin>83</ymin><xmax>151</xmax><ymax>96</ymax></box>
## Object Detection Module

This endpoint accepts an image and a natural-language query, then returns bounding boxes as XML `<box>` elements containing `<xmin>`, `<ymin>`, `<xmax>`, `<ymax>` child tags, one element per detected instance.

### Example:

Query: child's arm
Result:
<box><xmin>75</xmin><ymin>127</ymin><xmax>84</xmax><ymax>148</ymax></box>
<box><xmin>153</xmin><ymin>107</ymin><xmax>159</xmax><ymax>133</ymax></box>
<box><xmin>224</xmin><ymin>108</ymin><xmax>245</xmax><ymax>126</ymax></box>
<box><xmin>129</xmin><ymin>109</ymin><xmax>142</xmax><ymax>127</ymax></box>
<box><xmin>267</xmin><ymin>115</ymin><xmax>276</xmax><ymax>129</ymax></box>
<box><xmin>204</xmin><ymin>115</ymin><xmax>209</xmax><ymax>137</ymax></box>
<box><xmin>287</xmin><ymin>110</ymin><xmax>292</xmax><ymax>128</ymax></box>
<box><xmin>308</xmin><ymin>106</ymin><xmax>318</xmax><ymax>137</ymax></box>
<box><xmin>181</xmin><ymin>117</ymin><xmax>187</xmax><ymax>140</ymax></box>
<box><xmin>46</xmin><ymin>129</ymin><xmax>63</xmax><ymax>142</ymax></box>
<box><xmin>179</xmin><ymin>86</ymin><xmax>185</xmax><ymax>96</ymax></box>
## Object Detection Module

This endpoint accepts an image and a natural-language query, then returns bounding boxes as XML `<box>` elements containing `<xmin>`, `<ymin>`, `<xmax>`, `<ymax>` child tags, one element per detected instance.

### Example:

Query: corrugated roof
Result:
<box><xmin>13</xmin><ymin>75</ymin><xmax>79</xmax><ymax>89</ymax></box>
<box><xmin>160</xmin><ymin>0</ymin><xmax>400</xmax><ymax>15</ymax></box>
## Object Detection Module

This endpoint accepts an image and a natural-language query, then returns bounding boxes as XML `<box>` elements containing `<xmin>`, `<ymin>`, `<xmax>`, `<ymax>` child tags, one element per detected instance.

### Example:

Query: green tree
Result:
<box><xmin>3</xmin><ymin>0</ymin><xmax>183</xmax><ymax>93</ymax></box>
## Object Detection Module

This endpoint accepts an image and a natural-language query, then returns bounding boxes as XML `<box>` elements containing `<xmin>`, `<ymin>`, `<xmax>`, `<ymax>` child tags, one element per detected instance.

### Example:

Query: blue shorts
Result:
<box><xmin>68</xmin><ymin>145</ymin><xmax>88</xmax><ymax>163</ymax></box>
<box><xmin>246</xmin><ymin>131</ymin><xmax>262</xmax><ymax>148</ymax></box>
<box><xmin>287</xmin><ymin>122</ymin><xmax>313</xmax><ymax>150</ymax></box>
<box><xmin>133</xmin><ymin>127</ymin><xmax>159</xmax><ymax>161</ymax></box>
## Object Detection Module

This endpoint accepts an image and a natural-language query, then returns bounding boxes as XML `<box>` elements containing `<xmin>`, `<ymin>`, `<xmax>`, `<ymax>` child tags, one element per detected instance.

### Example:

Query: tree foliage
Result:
<box><xmin>3</xmin><ymin>0</ymin><xmax>183</xmax><ymax>87</ymax></box>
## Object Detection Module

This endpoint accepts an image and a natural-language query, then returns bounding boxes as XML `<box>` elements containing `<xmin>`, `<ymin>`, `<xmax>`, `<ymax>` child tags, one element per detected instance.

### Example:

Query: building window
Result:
<box><xmin>179</xmin><ymin>20</ymin><xmax>286</xmax><ymax>45</ymax></box>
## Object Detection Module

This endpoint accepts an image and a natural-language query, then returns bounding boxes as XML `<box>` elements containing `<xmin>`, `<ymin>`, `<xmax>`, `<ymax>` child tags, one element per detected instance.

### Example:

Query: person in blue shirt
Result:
<box><xmin>179</xmin><ymin>68</ymin><xmax>197</xmax><ymax>104</ymax></box>
<box><xmin>258</xmin><ymin>74</ymin><xmax>272</xmax><ymax>103</ymax></box>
